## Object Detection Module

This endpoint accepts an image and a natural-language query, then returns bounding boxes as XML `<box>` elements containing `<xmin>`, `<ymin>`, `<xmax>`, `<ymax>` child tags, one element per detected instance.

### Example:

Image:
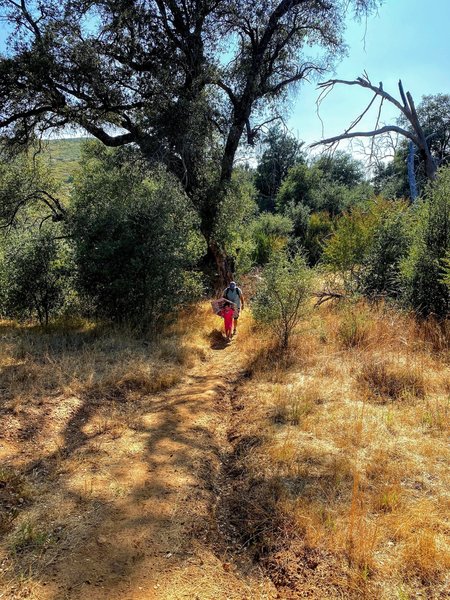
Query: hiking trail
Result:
<box><xmin>10</xmin><ymin>331</ymin><xmax>277</xmax><ymax>600</ymax></box>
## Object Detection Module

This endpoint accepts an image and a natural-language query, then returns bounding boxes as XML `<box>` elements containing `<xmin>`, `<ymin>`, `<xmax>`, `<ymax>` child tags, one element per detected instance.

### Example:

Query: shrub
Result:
<box><xmin>252</xmin><ymin>250</ymin><xmax>312</xmax><ymax>349</ymax></box>
<box><xmin>337</xmin><ymin>308</ymin><xmax>371</xmax><ymax>348</ymax></box>
<box><xmin>213</xmin><ymin>167</ymin><xmax>258</xmax><ymax>275</ymax></box>
<box><xmin>323</xmin><ymin>198</ymin><xmax>410</xmax><ymax>295</ymax></box>
<box><xmin>361</xmin><ymin>200</ymin><xmax>410</xmax><ymax>298</ymax></box>
<box><xmin>250</xmin><ymin>212</ymin><xmax>293</xmax><ymax>265</ymax></box>
<box><xmin>303</xmin><ymin>210</ymin><xmax>334</xmax><ymax>265</ymax></box>
<box><xmin>442</xmin><ymin>250</ymin><xmax>450</xmax><ymax>290</ymax></box>
<box><xmin>401</xmin><ymin>167</ymin><xmax>450</xmax><ymax>317</ymax></box>
<box><xmin>0</xmin><ymin>229</ymin><xmax>71</xmax><ymax>325</ymax></box>
<box><xmin>70</xmin><ymin>143</ymin><xmax>204</xmax><ymax>326</ymax></box>
<box><xmin>322</xmin><ymin>201</ymin><xmax>380</xmax><ymax>292</ymax></box>
<box><xmin>358</xmin><ymin>360</ymin><xmax>425</xmax><ymax>401</ymax></box>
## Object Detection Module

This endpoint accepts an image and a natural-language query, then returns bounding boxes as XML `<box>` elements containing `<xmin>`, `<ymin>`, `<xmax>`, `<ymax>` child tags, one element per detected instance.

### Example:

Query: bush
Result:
<box><xmin>322</xmin><ymin>201</ymin><xmax>380</xmax><ymax>292</ymax></box>
<box><xmin>303</xmin><ymin>210</ymin><xmax>334</xmax><ymax>265</ymax></box>
<box><xmin>70</xmin><ymin>143</ymin><xmax>204</xmax><ymax>326</ymax></box>
<box><xmin>250</xmin><ymin>212</ymin><xmax>293</xmax><ymax>265</ymax></box>
<box><xmin>322</xmin><ymin>198</ymin><xmax>408</xmax><ymax>294</ymax></box>
<box><xmin>0</xmin><ymin>229</ymin><xmax>71</xmax><ymax>325</ymax></box>
<box><xmin>401</xmin><ymin>167</ymin><xmax>450</xmax><ymax>317</ymax></box>
<box><xmin>442</xmin><ymin>250</ymin><xmax>450</xmax><ymax>290</ymax></box>
<box><xmin>252</xmin><ymin>250</ymin><xmax>312</xmax><ymax>349</ymax></box>
<box><xmin>361</xmin><ymin>201</ymin><xmax>410</xmax><ymax>298</ymax></box>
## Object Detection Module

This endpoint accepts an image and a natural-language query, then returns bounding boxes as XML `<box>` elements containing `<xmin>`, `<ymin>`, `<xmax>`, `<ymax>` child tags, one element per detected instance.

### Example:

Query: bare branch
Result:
<box><xmin>310</xmin><ymin>125</ymin><xmax>420</xmax><ymax>149</ymax></box>
<box><xmin>317</xmin><ymin>77</ymin><xmax>409</xmax><ymax>119</ymax></box>
<box><xmin>216</xmin><ymin>80</ymin><xmax>238</xmax><ymax>107</ymax></box>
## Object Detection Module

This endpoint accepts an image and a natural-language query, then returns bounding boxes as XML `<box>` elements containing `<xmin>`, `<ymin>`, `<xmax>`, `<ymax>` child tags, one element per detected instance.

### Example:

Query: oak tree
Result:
<box><xmin>0</xmin><ymin>0</ymin><xmax>380</xmax><ymax>284</ymax></box>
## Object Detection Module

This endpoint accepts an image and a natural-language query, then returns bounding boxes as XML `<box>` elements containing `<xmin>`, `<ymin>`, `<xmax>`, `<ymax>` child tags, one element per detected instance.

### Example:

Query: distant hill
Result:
<box><xmin>43</xmin><ymin>137</ymin><xmax>87</xmax><ymax>191</ymax></box>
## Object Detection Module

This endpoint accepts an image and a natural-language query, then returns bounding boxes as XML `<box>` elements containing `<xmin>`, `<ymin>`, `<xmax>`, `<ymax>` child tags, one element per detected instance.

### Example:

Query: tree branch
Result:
<box><xmin>311</xmin><ymin>125</ymin><xmax>420</xmax><ymax>148</ymax></box>
<box><xmin>317</xmin><ymin>76</ymin><xmax>410</xmax><ymax>119</ymax></box>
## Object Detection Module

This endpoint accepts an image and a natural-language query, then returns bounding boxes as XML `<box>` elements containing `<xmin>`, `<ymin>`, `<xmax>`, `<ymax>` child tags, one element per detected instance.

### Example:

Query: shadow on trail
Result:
<box><xmin>1</xmin><ymin>343</ymin><xmax>237</xmax><ymax>599</ymax></box>
<box><xmin>209</xmin><ymin>328</ymin><xmax>230</xmax><ymax>350</ymax></box>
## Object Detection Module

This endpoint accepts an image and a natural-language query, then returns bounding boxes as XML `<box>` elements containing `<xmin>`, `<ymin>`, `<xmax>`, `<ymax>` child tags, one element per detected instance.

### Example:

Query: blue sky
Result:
<box><xmin>290</xmin><ymin>0</ymin><xmax>450</xmax><ymax>150</ymax></box>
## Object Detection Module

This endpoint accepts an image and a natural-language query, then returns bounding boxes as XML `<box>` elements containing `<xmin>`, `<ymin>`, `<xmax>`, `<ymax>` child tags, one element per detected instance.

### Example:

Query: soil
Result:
<box><xmin>0</xmin><ymin>330</ymin><xmax>277</xmax><ymax>600</ymax></box>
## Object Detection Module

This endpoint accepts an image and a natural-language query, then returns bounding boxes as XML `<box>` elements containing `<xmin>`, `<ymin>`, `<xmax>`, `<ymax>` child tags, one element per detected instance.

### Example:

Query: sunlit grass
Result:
<box><xmin>234</xmin><ymin>300</ymin><xmax>450</xmax><ymax>597</ymax></box>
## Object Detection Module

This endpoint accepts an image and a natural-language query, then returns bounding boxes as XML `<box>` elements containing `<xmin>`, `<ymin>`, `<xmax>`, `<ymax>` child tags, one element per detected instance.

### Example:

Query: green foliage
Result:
<box><xmin>0</xmin><ymin>1</ymin><xmax>382</xmax><ymax>287</ymax></box>
<box><xmin>250</xmin><ymin>212</ymin><xmax>293</xmax><ymax>265</ymax></box>
<box><xmin>276</xmin><ymin>152</ymin><xmax>369</xmax><ymax>217</ymax></box>
<box><xmin>372</xmin><ymin>152</ymin><xmax>410</xmax><ymax>199</ymax></box>
<box><xmin>401</xmin><ymin>168</ymin><xmax>450</xmax><ymax>317</ymax></box>
<box><xmin>255</xmin><ymin>126</ymin><xmax>305</xmax><ymax>212</ymax></box>
<box><xmin>322</xmin><ymin>202</ymin><xmax>379</xmax><ymax>291</ymax></box>
<box><xmin>0</xmin><ymin>228</ymin><xmax>70</xmax><ymax>325</ymax></box>
<box><xmin>276</xmin><ymin>163</ymin><xmax>323</xmax><ymax>213</ymax></box>
<box><xmin>70</xmin><ymin>143</ymin><xmax>204</xmax><ymax>325</ymax></box>
<box><xmin>399</xmin><ymin>94</ymin><xmax>450</xmax><ymax>190</ymax></box>
<box><xmin>303</xmin><ymin>211</ymin><xmax>334</xmax><ymax>265</ymax></box>
<box><xmin>213</xmin><ymin>168</ymin><xmax>258</xmax><ymax>275</ymax></box>
<box><xmin>283</xmin><ymin>201</ymin><xmax>310</xmax><ymax>240</ymax></box>
<box><xmin>314</xmin><ymin>152</ymin><xmax>364</xmax><ymax>187</ymax></box>
<box><xmin>253</xmin><ymin>250</ymin><xmax>312</xmax><ymax>349</ymax></box>
<box><xmin>45</xmin><ymin>138</ymin><xmax>84</xmax><ymax>191</ymax></box>
<box><xmin>0</xmin><ymin>151</ymin><xmax>64</xmax><ymax>229</ymax></box>
<box><xmin>442</xmin><ymin>250</ymin><xmax>450</xmax><ymax>290</ymax></box>
<box><xmin>361</xmin><ymin>201</ymin><xmax>410</xmax><ymax>298</ymax></box>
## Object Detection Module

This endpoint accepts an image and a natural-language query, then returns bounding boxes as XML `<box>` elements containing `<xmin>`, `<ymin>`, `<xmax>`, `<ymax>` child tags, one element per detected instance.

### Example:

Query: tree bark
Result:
<box><xmin>407</xmin><ymin>141</ymin><xmax>418</xmax><ymax>201</ymax></box>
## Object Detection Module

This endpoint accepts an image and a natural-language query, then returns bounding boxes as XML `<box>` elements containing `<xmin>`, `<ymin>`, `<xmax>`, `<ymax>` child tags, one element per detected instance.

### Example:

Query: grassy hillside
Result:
<box><xmin>233</xmin><ymin>301</ymin><xmax>449</xmax><ymax>598</ymax></box>
<box><xmin>43</xmin><ymin>137</ymin><xmax>86</xmax><ymax>190</ymax></box>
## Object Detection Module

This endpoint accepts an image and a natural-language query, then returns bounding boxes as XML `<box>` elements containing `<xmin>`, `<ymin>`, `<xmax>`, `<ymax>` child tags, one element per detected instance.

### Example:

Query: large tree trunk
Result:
<box><xmin>208</xmin><ymin>239</ymin><xmax>235</xmax><ymax>291</ymax></box>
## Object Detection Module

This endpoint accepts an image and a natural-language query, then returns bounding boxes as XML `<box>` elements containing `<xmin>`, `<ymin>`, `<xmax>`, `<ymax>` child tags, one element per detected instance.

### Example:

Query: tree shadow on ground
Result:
<box><xmin>208</xmin><ymin>329</ymin><xmax>230</xmax><ymax>350</ymax></box>
<box><xmin>0</xmin><ymin>347</ymin><xmax>244</xmax><ymax>599</ymax></box>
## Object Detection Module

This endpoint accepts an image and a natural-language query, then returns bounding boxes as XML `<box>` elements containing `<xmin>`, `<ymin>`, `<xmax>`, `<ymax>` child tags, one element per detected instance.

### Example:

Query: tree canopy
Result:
<box><xmin>0</xmin><ymin>0</ymin><xmax>381</xmax><ymax>283</ymax></box>
<box><xmin>255</xmin><ymin>125</ymin><xmax>305</xmax><ymax>211</ymax></box>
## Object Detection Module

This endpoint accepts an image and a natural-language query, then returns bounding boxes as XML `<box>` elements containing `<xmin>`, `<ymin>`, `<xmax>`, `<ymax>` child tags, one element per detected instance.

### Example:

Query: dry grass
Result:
<box><xmin>0</xmin><ymin>303</ymin><xmax>217</xmax><ymax>595</ymax></box>
<box><xmin>230</xmin><ymin>300</ymin><xmax>450</xmax><ymax>598</ymax></box>
<box><xmin>358</xmin><ymin>359</ymin><xmax>425</xmax><ymax>401</ymax></box>
<box><xmin>1</xmin><ymin>299</ymin><xmax>448</xmax><ymax>599</ymax></box>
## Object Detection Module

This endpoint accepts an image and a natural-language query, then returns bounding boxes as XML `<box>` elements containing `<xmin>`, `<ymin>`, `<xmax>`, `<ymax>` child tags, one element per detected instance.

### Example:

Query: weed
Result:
<box><xmin>373</xmin><ymin>485</ymin><xmax>402</xmax><ymax>513</ymax></box>
<box><xmin>401</xmin><ymin>531</ymin><xmax>449</xmax><ymax>584</ymax></box>
<box><xmin>358</xmin><ymin>360</ymin><xmax>425</xmax><ymax>401</ymax></box>
<box><xmin>396</xmin><ymin>587</ymin><xmax>410</xmax><ymax>600</ymax></box>
<box><xmin>11</xmin><ymin>521</ymin><xmax>52</xmax><ymax>553</ymax></box>
<box><xmin>337</xmin><ymin>309</ymin><xmax>371</xmax><ymax>348</ymax></box>
<box><xmin>346</xmin><ymin>470</ymin><xmax>378</xmax><ymax>575</ymax></box>
<box><xmin>271</xmin><ymin>384</ymin><xmax>318</xmax><ymax>426</ymax></box>
<box><xmin>420</xmin><ymin>398</ymin><xmax>449</xmax><ymax>432</ymax></box>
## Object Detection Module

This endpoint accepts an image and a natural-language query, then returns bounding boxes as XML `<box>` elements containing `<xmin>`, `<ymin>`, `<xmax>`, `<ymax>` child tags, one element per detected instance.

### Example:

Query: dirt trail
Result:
<box><xmin>23</xmin><ymin>335</ymin><xmax>276</xmax><ymax>600</ymax></box>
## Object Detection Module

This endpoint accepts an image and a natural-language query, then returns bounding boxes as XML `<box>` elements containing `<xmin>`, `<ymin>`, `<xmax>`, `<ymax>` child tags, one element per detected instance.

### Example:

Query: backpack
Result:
<box><xmin>225</xmin><ymin>286</ymin><xmax>241</xmax><ymax>301</ymax></box>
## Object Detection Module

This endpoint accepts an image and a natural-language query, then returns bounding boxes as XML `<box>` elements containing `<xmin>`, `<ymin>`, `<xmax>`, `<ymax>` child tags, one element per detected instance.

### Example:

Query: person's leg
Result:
<box><xmin>233</xmin><ymin>308</ymin><xmax>240</xmax><ymax>334</ymax></box>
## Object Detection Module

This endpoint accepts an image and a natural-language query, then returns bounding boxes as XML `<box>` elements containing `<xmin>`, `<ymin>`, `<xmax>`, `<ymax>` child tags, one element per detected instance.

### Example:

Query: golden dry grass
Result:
<box><xmin>232</xmin><ymin>300</ymin><xmax>450</xmax><ymax>598</ymax></box>
<box><xmin>1</xmin><ymin>299</ymin><xmax>448</xmax><ymax>599</ymax></box>
<box><xmin>0</xmin><ymin>303</ymin><xmax>220</xmax><ymax>597</ymax></box>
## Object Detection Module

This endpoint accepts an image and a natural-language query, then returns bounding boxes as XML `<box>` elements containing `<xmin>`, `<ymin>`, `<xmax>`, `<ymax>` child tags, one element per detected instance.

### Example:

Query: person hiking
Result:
<box><xmin>223</xmin><ymin>281</ymin><xmax>245</xmax><ymax>336</ymax></box>
<box><xmin>218</xmin><ymin>301</ymin><xmax>235</xmax><ymax>340</ymax></box>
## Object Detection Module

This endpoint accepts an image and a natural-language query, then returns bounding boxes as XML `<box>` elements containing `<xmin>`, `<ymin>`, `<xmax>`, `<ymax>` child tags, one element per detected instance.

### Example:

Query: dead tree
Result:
<box><xmin>311</xmin><ymin>74</ymin><xmax>438</xmax><ymax>199</ymax></box>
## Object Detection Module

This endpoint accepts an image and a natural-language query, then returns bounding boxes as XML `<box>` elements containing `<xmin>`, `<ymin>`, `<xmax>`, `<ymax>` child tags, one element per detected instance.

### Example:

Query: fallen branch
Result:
<box><xmin>313</xmin><ymin>290</ymin><xmax>346</xmax><ymax>307</ymax></box>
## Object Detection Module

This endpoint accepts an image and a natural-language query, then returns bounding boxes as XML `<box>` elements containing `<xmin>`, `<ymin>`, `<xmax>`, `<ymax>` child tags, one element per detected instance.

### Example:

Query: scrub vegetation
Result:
<box><xmin>0</xmin><ymin>2</ymin><xmax>449</xmax><ymax>598</ymax></box>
